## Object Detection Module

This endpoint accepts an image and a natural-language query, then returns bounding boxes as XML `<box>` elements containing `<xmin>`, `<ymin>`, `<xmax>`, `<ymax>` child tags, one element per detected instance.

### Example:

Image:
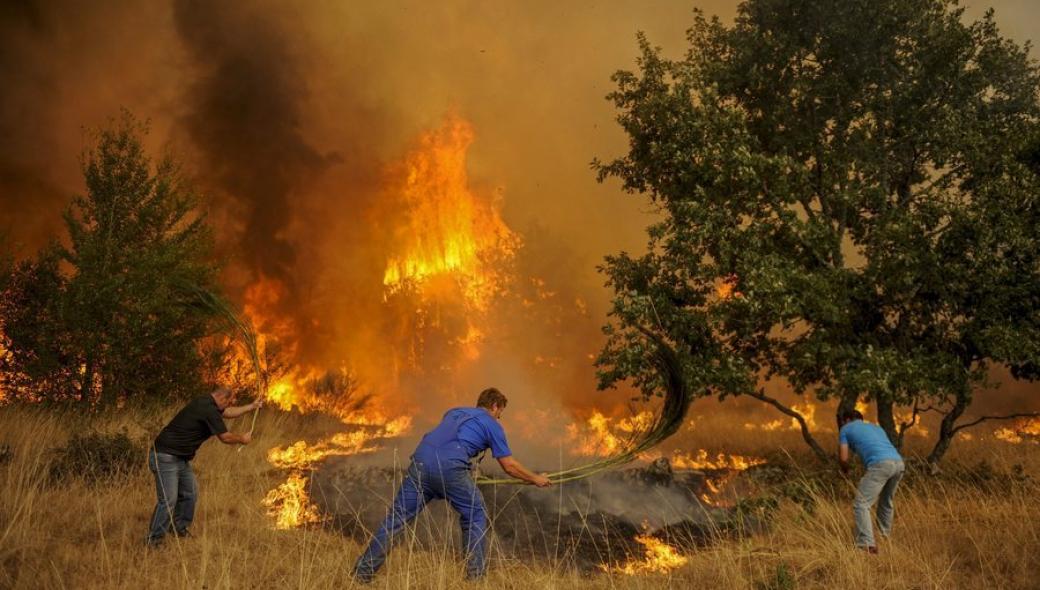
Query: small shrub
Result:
<box><xmin>50</xmin><ymin>430</ymin><xmax>144</xmax><ymax>484</ymax></box>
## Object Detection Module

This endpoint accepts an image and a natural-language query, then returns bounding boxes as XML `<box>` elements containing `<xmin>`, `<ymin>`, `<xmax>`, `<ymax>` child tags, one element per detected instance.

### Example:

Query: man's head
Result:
<box><xmin>476</xmin><ymin>387</ymin><xmax>508</xmax><ymax>419</ymax></box>
<box><xmin>211</xmin><ymin>387</ymin><xmax>234</xmax><ymax>410</ymax></box>
<box><xmin>838</xmin><ymin>409</ymin><xmax>864</xmax><ymax>429</ymax></box>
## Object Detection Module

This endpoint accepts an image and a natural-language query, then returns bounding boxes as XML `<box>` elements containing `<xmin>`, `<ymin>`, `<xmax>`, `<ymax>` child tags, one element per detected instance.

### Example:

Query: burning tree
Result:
<box><xmin>0</xmin><ymin>112</ymin><xmax>222</xmax><ymax>407</ymax></box>
<box><xmin>594</xmin><ymin>0</ymin><xmax>1040</xmax><ymax>464</ymax></box>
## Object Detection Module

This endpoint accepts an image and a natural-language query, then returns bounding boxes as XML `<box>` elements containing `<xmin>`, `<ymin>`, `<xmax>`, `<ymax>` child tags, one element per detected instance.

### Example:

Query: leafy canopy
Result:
<box><xmin>594</xmin><ymin>0</ymin><xmax>1040</xmax><ymax>461</ymax></box>
<box><xmin>1</xmin><ymin>112</ymin><xmax>222</xmax><ymax>406</ymax></box>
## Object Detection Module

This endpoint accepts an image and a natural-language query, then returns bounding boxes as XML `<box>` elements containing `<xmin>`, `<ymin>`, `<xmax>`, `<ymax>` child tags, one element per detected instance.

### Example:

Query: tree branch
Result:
<box><xmin>745</xmin><ymin>388</ymin><xmax>830</xmax><ymax>461</ymax></box>
<box><xmin>951</xmin><ymin>412</ymin><xmax>1040</xmax><ymax>434</ymax></box>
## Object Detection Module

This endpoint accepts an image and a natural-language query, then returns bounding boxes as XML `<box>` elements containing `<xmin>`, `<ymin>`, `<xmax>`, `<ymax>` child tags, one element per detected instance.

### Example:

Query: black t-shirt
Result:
<box><xmin>153</xmin><ymin>395</ymin><xmax>228</xmax><ymax>460</ymax></box>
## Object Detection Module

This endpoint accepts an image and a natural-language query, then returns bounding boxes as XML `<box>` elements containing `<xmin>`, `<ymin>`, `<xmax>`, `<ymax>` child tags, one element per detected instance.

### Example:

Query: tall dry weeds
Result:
<box><xmin>0</xmin><ymin>404</ymin><xmax>1036</xmax><ymax>589</ymax></box>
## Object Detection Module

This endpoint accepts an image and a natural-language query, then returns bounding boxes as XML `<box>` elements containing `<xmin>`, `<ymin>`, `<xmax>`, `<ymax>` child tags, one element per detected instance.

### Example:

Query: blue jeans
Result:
<box><xmin>146</xmin><ymin>449</ymin><xmax>197</xmax><ymax>545</ymax></box>
<box><xmin>353</xmin><ymin>461</ymin><xmax>489</xmax><ymax>581</ymax></box>
<box><xmin>853</xmin><ymin>460</ymin><xmax>904</xmax><ymax>547</ymax></box>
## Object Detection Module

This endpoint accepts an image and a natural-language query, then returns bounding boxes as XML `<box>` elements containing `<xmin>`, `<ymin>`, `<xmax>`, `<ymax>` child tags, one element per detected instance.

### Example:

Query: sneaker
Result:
<box><xmin>173</xmin><ymin>529</ymin><xmax>192</xmax><ymax>538</ymax></box>
<box><xmin>857</xmin><ymin>545</ymin><xmax>878</xmax><ymax>555</ymax></box>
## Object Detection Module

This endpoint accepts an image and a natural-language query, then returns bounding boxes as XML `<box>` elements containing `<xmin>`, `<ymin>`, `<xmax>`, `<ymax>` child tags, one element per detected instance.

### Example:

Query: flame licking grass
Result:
<box><xmin>603</xmin><ymin>534</ymin><xmax>689</xmax><ymax>575</ymax></box>
<box><xmin>669</xmin><ymin>449</ymin><xmax>766</xmax><ymax>471</ymax></box>
<box><xmin>261</xmin><ymin>472</ymin><xmax>323</xmax><ymax>530</ymax></box>
<box><xmin>267</xmin><ymin>417</ymin><xmax>412</xmax><ymax>470</ymax></box>
<box><xmin>264</xmin><ymin>417</ymin><xmax>412</xmax><ymax>529</ymax></box>
<box><xmin>566</xmin><ymin>411</ymin><xmax>765</xmax><ymax>474</ymax></box>
<box><xmin>994</xmin><ymin>417</ymin><xmax>1040</xmax><ymax>443</ymax></box>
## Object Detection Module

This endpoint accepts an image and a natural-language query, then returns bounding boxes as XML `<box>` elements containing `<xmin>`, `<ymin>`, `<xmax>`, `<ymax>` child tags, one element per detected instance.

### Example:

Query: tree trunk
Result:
<box><xmin>876</xmin><ymin>397</ymin><xmax>900</xmax><ymax>448</ymax></box>
<box><xmin>836</xmin><ymin>392</ymin><xmax>859</xmax><ymax>427</ymax></box>
<box><xmin>101</xmin><ymin>369</ymin><xmax>118</xmax><ymax>410</ymax></box>
<box><xmin>927</xmin><ymin>393</ymin><xmax>969</xmax><ymax>465</ymax></box>
<box><xmin>80</xmin><ymin>356</ymin><xmax>95</xmax><ymax>407</ymax></box>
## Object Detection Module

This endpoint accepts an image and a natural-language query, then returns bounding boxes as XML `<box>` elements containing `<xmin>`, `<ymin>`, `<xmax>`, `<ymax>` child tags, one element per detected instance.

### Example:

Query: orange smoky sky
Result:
<box><xmin>1</xmin><ymin>1</ymin><xmax>1038</xmax><ymax>432</ymax></box>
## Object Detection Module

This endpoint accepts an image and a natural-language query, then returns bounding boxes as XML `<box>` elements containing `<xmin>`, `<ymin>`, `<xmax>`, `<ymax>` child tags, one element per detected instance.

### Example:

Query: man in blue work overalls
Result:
<box><xmin>353</xmin><ymin>387</ymin><xmax>551</xmax><ymax>582</ymax></box>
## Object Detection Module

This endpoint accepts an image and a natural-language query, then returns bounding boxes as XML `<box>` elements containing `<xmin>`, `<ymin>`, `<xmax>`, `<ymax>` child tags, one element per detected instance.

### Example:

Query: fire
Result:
<box><xmin>894</xmin><ymin>409</ymin><xmax>930</xmax><ymax>438</ymax></box>
<box><xmin>605</xmin><ymin>534</ymin><xmax>688</xmax><ymax>575</ymax></box>
<box><xmin>382</xmin><ymin>115</ymin><xmax>519</xmax><ymax>312</ymax></box>
<box><xmin>855</xmin><ymin>400</ymin><xmax>869</xmax><ymax>415</ymax></box>
<box><xmin>261</xmin><ymin>472</ymin><xmax>323</xmax><ymax>530</ymax></box>
<box><xmin>264</xmin><ymin>414</ymin><xmax>411</xmax><ymax>528</ymax></box>
<box><xmin>746</xmin><ymin>399</ymin><xmax>819</xmax><ymax>432</ymax></box>
<box><xmin>669</xmin><ymin>449</ymin><xmax>766</xmax><ymax>471</ymax></box>
<box><xmin>565</xmin><ymin>410</ymin><xmax>655</xmax><ymax>456</ymax></box>
<box><xmin>268</xmin><ymin>418</ymin><xmax>412</xmax><ymax>470</ymax></box>
<box><xmin>995</xmin><ymin>417</ymin><xmax>1040</xmax><ymax>443</ymax></box>
<box><xmin>257</xmin><ymin>366</ymin><xmax>412</xmax><ymax>430</ymax></box>
<box><xmin>715</xmin><ymin>274</ymin><xmax>742</xmax><ymax>300</ymax></box>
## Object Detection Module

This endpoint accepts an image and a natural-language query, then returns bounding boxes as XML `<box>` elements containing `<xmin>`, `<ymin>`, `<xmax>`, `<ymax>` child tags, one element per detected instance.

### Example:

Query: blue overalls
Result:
<box><xmin>353</xmin><ymin>409</ymin><xmax>491</xmax><ymax>581</ymax></box>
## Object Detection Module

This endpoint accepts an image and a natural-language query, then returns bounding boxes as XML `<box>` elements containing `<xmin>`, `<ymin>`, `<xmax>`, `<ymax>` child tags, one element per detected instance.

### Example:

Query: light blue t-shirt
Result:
<box><xmin>839</xmin><ymin>420</ymin><xmax>902</xmax><ymax>467</ymax></box>
<box><xmin>455</xmin><ymin>408</ymin><xmax>513</xmax><ymax>459</ymax></box>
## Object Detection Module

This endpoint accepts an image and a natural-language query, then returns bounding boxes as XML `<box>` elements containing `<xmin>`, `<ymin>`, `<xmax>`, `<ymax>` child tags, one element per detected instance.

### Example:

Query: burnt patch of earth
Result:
<box><xmin>309</xmin><ymin>457</ymin><xmax>766</xmax><ymax>572</ymax></box>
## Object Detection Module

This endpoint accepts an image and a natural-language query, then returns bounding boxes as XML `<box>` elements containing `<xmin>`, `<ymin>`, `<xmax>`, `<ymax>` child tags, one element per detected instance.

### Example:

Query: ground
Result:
<box><xmin>0</xmin><ymin>404</ymin><xmax>1037</xmax><ymax>589</ymax></box>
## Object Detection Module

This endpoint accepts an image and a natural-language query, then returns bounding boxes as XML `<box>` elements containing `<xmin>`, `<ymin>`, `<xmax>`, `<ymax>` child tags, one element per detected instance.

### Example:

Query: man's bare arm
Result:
<box><xmin>839</xmin><ymin>443</ymin><xmax>851</xmax><ymax>474</ymax></box>
<box><xmin>498</xmin><ymin>456</ymin><xmax>551</xmax><ymax>487</ymax></box>
<box><xmin>222</xmin><ymin>400</ymin><xmax>262</xmax><ymax>419</ymax></box>
<box><xmin>217</xmin><ymin>432</ymin><xmax>253</xmax><ymax>445</ymax></box>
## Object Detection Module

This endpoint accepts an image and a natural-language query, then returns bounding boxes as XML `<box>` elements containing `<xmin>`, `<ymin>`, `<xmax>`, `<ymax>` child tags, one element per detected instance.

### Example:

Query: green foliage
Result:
<box><xmin>1</xmin><ymin>111</ymin><xmax>222</xmax><ymax>407</ymax></box>
<box><xmin>595</xmin><ymin>0</ymin><xmax>1040</xmax><ymax>463</ymax></box>
<box><xmin>49</xmin><ymin>430</ymin><xmax>144</xmax><ymax>484</ymax></box>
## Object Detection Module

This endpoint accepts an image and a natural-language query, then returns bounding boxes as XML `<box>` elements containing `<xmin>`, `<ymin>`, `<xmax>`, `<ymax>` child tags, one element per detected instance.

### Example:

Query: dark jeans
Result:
<box><xmin>146</xmin><ymin>448</ymin><xmax>197</xmax><ymax>545</ymax></box>
<box><xmin>353</xmin><ymin>461</ymin><xmax>489</xmax><ymax>581</ymax></box>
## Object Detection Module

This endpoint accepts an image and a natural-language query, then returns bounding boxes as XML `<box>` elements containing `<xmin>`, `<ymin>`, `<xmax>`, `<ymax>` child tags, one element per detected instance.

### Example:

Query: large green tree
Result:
<box><xmin>1</xmin><ymin>113</ymin><xmax>222</xmax><ymax>407</ymax></box>
<box><xmin>594</xmin><ymin>0</ymin><xmax>1040</xmax><ymax>464</ymax></box>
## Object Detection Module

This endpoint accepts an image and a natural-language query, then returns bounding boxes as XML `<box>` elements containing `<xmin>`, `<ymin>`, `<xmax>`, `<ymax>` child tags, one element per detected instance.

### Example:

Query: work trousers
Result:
<box><xmin>853</xmin><ymin>459</ymin><xmax>905</xmax><ymax>548</ymax></box>
<box><xmin>146</xmin><ymin>448</ymin><xmax>197</xmax><ymax>545</ymax></box>
<box><xmin>353</xmin><ymin>461</ymin><xmax>489</xmax><ymax>581</ymax></box>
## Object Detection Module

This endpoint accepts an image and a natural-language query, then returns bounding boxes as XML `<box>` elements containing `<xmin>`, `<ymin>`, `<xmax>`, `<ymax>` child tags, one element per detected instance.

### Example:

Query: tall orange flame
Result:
<box><xmin>382</xmin><ymin>115</ymin><xmax>519</xmax><ymax>312</ymax></box>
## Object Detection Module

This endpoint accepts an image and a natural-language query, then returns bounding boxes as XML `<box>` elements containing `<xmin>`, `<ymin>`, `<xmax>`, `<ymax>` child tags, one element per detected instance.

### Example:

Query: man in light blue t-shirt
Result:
<box><xmin>838</xmin><ymin>409</ymin><xmax>905</xmax><ymax>553</ymax></box>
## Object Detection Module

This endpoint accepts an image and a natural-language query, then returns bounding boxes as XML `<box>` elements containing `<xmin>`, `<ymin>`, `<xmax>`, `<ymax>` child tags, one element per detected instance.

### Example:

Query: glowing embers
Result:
<box><xmin>381</xmin><ymin>115</ymin><xmax>519</xmax><ymax>312</ymax></box>
<box><xmin>603</xmin><ymin>533</ymin><xmax>688</xmax><ymax>575</ymax></box>
<box><xmin>994</xmin><ymin>417</ymin><xmax>1040</xmax><ymax>443</ymax></box>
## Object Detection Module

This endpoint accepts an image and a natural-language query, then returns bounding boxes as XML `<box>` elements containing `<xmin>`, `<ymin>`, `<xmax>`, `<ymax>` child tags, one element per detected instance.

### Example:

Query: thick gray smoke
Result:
<box><xmin>172</xmin><ymin>0</ymin><xmax>331</xmax><ymax>307</ymax></box>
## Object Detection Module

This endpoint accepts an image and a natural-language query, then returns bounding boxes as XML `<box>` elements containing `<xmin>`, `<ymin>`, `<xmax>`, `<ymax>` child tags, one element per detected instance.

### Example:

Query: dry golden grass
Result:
<box><xmin>0</xmin><ymin>404</ymin><xmax>1037</xmax><ymax>590</ymax></box>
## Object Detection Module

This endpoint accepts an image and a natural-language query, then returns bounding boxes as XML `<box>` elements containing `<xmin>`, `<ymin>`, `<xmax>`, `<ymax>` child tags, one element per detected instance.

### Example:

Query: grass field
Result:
<box><xmin>0</xmin><ymin>403</ymin><xmax>1037</xmax><ymax>589</ymax></box>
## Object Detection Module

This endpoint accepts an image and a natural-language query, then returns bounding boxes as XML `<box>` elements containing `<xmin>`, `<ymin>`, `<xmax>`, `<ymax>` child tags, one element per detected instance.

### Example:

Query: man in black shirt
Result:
<box><xmin>146</xmin><ymin>387</ymin><xmax>260</xmax><ymax>546</ymax></box>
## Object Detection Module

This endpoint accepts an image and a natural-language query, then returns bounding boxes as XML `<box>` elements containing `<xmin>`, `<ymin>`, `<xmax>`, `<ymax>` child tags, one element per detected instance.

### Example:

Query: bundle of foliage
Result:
<box><xmin>0</xmin><ymin>112</ymin><xmax>223</xmax><ymax>408</ymax></box>
<box><xmin>49</xmin><ymin>430</ymin><xmax>144</xmax><ymax>484</ymax></box>
<box><xmin>595</xmin><ymin>0</ymin><xmax>1040</xmax><ymax>463</ymax></box>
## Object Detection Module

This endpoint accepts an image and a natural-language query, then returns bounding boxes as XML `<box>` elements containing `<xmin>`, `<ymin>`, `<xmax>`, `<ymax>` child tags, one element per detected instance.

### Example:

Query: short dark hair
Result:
<box><xmin>477</xmin><ymin>387</ymin><xmax>508</xmax><ymax>410</ymax></box>
<box><xmin>211</xmin><ymin>387</ymin><xmax>233</xmax><ymax>399</ymax></box>
<box><xmin>838</xmin><ymin>409</ymin><xmax>864</xmax><ymax>425</ymax></box>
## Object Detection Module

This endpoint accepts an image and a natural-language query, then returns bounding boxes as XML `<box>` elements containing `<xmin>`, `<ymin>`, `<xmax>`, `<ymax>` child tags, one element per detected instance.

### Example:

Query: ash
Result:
<box><xmin>309</xmin><ymin>457</ymin><xmax>756</xmax><ymax>571</ymax></box>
